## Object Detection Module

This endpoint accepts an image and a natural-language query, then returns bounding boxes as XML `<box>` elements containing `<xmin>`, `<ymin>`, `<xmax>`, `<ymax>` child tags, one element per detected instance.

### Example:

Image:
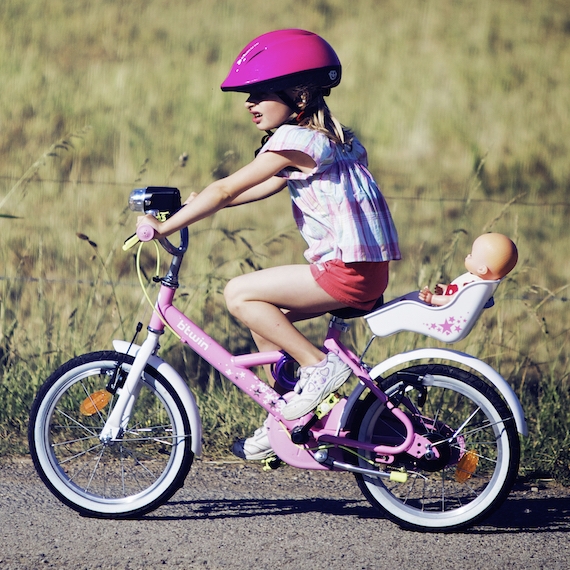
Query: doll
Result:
<box><xmin>419</xmin><ymin>233</ymin><xmax>518</xmax><ymax>306</ymax></box>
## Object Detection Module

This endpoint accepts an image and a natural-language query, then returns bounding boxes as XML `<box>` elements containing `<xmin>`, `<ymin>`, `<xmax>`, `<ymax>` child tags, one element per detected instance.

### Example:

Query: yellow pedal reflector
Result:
<box><xmin>389</xmin><ymin>470</ymin><xmax>408</xmax><ymax>483</ymax></box>
<box><xmin>315</xmin><ymin>393</ymin><xmax>341</xmax><ymax>419</ymax></box>
<box><xmin>80</xmin><ymin>390</ymin><xmax>111</xmax><ymax>416</ymax></box>
<box><xmin>261</xmin><ymin>455</ymin><xmax>281</xmax><ymax>471</ymax></box>
<box><xmin>455</xmin><ymin>450</ymin><xmax>479</xmax><ymax>483</ymax></box>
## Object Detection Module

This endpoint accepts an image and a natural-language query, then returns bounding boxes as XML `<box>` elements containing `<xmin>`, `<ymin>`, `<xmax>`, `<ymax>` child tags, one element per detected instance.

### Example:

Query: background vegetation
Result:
<box><xmin>0</xmin><ymin>0</ymin><xmax>569</xmax><ymax>482</ymax></box>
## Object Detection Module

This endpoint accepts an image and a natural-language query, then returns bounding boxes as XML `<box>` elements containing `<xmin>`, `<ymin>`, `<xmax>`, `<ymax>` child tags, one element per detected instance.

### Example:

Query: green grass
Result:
<box><xmin>0</xmin><ymin>0</ymin><xmax>569</xmax><ymax>482</ymax></box>
<box><xmin>2</xmin><ymin>0</ymin><xmax>569</xmax><ymax>190</ymax></box>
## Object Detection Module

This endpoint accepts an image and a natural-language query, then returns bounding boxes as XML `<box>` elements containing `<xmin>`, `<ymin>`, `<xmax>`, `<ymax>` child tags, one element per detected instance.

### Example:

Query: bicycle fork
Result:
<box><xmin>99</xmin><ymin>331</ymin><xmax>161</xmax><ymax>443</ymax></box>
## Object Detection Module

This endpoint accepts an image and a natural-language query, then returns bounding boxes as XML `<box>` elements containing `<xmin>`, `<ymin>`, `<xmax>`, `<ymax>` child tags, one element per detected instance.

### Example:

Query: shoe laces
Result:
<box><xmin>295</xmin><ymin>359</ymin><xmax>332</xmax><ymax>394</ymax></box>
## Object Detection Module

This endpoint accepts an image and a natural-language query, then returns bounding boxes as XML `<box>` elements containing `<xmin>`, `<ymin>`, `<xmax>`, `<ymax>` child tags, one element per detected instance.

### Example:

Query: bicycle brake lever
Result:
<box><xmin>123</xmin><ymin>233</ymin><xmax>140</xmax><ymax>251</ymax></box>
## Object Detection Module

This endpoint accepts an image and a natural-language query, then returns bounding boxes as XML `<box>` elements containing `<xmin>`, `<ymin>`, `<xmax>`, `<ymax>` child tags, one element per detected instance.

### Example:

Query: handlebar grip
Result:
<box><xmin>122</xmin><ymin>225</ymin><xmax>157</xmax><ymax>251</ymax></box>
<box><xmin>137</xmin><ymin>224</ymin><xmax>156</xmax><ymax>242</ymax></box>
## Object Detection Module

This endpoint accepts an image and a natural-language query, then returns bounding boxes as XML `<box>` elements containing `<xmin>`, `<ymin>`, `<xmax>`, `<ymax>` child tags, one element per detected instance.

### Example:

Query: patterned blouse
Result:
<box><xmin>259</xmin><ymin>124</ymin><xmax>401</xmax><ymax>264</ymax></box>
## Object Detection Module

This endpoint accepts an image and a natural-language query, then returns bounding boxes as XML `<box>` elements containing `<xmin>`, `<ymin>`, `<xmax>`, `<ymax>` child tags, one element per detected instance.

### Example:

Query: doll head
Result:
<box><xmin>464</xmin><ymin>233</ymin><xmax>518</xmax><ymax>280</ymax></box>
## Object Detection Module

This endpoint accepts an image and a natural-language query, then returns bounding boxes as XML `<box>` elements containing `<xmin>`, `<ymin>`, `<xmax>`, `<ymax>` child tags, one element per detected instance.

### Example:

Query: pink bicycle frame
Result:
<box><xmin>152</xmin><ymin>283</ymin><xmax>419</xmax><ymax>459</ymax></box>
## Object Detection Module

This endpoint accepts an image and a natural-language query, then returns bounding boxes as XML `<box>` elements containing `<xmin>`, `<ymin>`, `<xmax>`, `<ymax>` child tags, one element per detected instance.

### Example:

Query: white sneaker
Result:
<box><xmin>281</xmin><ymin>352</ymin><xmax>351</xmax><ymax>420</ymax></box>
<box><xmin>231</xmin><ymin>424</ymin><xmax>274</xmax><ymax>461</ymax></box>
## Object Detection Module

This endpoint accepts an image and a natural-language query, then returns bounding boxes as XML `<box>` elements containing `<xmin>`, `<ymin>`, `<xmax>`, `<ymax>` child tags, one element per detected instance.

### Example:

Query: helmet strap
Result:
<box><xmin>254</xmin><ymin>130</ymin><xmax>274</xmax><ymax>157</ymax></box>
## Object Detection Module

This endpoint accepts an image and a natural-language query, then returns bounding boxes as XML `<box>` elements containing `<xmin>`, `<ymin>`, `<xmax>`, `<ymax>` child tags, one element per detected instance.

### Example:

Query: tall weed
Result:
<box><xmin>0</xmin><ymin>0</ymin><xmax>569</xmax><ymax>481</ymax></box>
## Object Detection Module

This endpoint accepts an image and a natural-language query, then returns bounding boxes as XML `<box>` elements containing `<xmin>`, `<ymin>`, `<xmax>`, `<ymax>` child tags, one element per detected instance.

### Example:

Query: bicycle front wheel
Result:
<box><xmin>355</xmin><ymin>364</ymin><xmax>520</xmax><ymax>531</ymax></box>
<box><xmin>28</xmin><ymin>351</ymin><xmax>194</xmax><ymax>518</ymax></box>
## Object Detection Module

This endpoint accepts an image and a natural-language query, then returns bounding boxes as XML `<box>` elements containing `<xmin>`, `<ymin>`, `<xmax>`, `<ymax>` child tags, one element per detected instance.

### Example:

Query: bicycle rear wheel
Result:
<box><xmin>355</xmin><ymin>364</ymin><xmax>520</xmax><ymax>531</ymax></box>
<box><xmin>28</xmin><ymin>351</ymin><xmax>194</xmax><ymax>518</ymax></box>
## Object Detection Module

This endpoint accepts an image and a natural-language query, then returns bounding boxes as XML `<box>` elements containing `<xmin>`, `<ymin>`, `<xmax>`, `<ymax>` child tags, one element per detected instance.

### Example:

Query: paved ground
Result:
<box><xmin>0</xmin><ymin>457</ymin><xmax>569</xmax><ymax>569</ymax></box>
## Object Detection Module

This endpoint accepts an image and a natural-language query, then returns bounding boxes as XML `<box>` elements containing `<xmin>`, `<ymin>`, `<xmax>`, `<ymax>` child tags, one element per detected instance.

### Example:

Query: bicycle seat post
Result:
<box><xmin>327</xmin><ymin>316</ymin><xmax>351</xmax><ymax>343</ymax></box>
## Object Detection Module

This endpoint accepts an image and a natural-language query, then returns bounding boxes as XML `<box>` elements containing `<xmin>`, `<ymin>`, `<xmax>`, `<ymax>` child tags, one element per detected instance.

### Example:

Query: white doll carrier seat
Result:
<box><xmin>364</xmin><ymin>279</ymin><xmax>501</xmax><ymax>343</ymax></box>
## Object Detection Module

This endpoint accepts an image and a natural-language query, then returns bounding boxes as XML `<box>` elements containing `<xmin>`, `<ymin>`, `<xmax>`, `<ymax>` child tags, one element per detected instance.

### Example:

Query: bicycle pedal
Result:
<box><xmin>315</xmin><ymin>392</ymin><xmax>341</xmax><ymax>419</ymax></box>
<box><xmin>262</xmin><ymin>455</ymin><xmax>281</xmax><ymax>471</ymax></box>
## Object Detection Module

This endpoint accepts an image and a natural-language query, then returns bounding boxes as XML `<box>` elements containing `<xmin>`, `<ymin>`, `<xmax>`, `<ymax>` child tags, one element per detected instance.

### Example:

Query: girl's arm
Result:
<box><xmin>224</xmin><ymin>176</ymin><xmax>286</xmax><ymax>207</ymax></box>
<box><xmin>180</xmin><ymin>176</ymin><xmax>287</xmax><ymax>208</ymax></box>
<box><xmin>137</xmin><ymin>150</ymin><xmax>314</xmax><ymax>238</ymax></box>
<box><xmin>182</xmin><ymin>176</ymin><xmax>285</xmax><ymax>209</ymax></box>
<box><xmin>227</xmin><ymin>148</ymin><xmax>316</xmax><ymax>206</ymax></box>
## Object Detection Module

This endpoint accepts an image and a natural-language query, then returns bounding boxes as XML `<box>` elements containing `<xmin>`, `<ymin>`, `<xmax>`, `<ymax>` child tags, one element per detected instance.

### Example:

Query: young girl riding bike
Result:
<box><xmin>136</xmin><ymin>29</ymin><xmax>401</xmax><ymax>460</ymax></box>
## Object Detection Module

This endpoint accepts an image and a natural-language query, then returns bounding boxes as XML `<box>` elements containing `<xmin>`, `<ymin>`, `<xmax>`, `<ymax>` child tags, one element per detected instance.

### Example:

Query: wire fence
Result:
<box><xmin>0</xmin><ymin>174</ymin><xmax>568</xmax><ymax>306</ymax></box>
<box><xmin>1</xmin><ymin>172</ymin><xmax>570</xmax><ymax>207</ymax></box>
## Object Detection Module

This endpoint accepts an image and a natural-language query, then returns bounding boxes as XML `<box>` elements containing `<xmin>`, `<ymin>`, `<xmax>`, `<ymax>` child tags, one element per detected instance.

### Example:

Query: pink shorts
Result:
<box><xmin>310</xmin><ymin>259</ymin><xmax>390</xmax><ymax>311</ymax></box>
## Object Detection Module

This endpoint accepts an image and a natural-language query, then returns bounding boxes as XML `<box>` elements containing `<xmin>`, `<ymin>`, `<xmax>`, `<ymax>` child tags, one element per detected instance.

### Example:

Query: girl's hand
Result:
<box><xmin>136</xmin><ymin>214</ymin><xmax>163</xmax><ymax>238</ymax></box>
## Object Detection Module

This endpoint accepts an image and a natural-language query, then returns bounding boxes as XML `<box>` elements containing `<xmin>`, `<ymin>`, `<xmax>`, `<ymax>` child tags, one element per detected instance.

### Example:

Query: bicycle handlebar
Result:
<box><xmin>122</xmin><ymin>225</ymin><xmax>190</xmax><ymax>258</ymax></box>
<box><xmin>123</xmin><ymin>187</ymin><xmax>189</xmax><ymax>256</ymax></box>
<box><xmin>122</xmin><ymin>229</ymin><xmax>151</xmax><ymax>251</ymax></box>
<box><xmin>122</xmin><ymin>223</ymin><xmax>155</xmax><ymax>251</ymax></box>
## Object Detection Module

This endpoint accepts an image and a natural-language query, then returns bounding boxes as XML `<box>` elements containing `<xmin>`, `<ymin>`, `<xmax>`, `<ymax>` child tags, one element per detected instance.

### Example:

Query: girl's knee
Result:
<box><xmin>223</xmin><ymin>277</ymin><xmax>243</xmax><ymax>315</ymax></box>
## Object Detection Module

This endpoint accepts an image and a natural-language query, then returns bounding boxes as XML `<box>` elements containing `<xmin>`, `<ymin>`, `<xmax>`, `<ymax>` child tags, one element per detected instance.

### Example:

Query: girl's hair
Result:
<box><xmin>290</xmin><ymin>85</ymin><xmax>353</xmax><ymax>146</ymax></box>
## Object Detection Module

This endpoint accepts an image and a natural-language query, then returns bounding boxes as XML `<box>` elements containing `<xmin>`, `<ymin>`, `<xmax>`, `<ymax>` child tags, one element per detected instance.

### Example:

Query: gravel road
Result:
<box><xmin>0</xmin><ymin>457</ymin><xmax>569</xmax><ymax>570</ymax></box>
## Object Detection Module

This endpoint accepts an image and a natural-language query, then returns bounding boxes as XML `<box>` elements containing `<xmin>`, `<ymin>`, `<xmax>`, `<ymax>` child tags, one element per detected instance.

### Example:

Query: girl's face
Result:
<box><xmin>245</xmin><ymin>92</ymin><xmax>293</xmax><ymax>131</ymax></box>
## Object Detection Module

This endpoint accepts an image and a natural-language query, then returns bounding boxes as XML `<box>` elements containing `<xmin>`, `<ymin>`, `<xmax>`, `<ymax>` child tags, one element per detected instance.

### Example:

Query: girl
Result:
<box><xmin>137</xmin><ymin>29</ymin><xmax>401</xmax><ymax>460</ymax></box>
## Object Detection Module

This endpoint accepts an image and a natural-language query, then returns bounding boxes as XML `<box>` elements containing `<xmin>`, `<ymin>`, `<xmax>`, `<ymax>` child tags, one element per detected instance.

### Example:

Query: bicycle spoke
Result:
<box><xmin>29</xmin><ymin>352</ymin><xmax>194</xmax><ymax>516</ymax></box>
<box><xmin>58</xmin><ymin>442</ymin><xmax>105</xmax><ymax>466</ymax></box>
<box><xmin>357</xmin><ymin>364</ymin><xmax>519</xmax><ymax>530</ymax></box>
<box><xmin>54</xmin><ymin>407</ymin><xmax>100</xmax><ymax>438</ymax></box>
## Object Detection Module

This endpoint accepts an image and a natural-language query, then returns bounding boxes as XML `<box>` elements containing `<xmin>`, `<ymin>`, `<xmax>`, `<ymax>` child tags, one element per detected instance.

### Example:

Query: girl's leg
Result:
<box><xmin>227</xmin><ymin>265</ymin><xmax>348</xmax><ymax>459</ymax></box>
<box><xmin>224</xmin><ymin>265</ymin><xmax>346</xmax><ymax>368</ymax></box>
<box><xmin>250</xmin><ymin>310</ymin><xmax>324</xmax><ymax>393</ymax></box>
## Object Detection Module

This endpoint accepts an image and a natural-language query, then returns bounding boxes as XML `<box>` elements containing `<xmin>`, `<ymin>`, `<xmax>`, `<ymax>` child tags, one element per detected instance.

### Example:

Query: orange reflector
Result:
<box><xmin>80</xmin><ymin>390</ymin><xmax>111</xmax><ymax>416</ymax></box>
<box><xmin>455</xmin><ymin>449</ymin><xmax>479</xmax><ymax>483</ymax></box>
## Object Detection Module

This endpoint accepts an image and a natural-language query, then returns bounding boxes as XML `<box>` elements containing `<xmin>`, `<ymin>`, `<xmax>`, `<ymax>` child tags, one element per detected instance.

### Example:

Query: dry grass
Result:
<box><xmin>0</xmin><ymin>0</ymin><xmax>569</xmax><ymax>477</ymax></box>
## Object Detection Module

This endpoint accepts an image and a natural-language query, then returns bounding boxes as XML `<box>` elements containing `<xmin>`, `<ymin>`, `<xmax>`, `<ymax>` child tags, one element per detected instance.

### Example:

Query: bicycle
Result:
<box><xmin>28</xmin><ymin>186</ymin><xmax>527</xmax><ymax>531</ymax></box>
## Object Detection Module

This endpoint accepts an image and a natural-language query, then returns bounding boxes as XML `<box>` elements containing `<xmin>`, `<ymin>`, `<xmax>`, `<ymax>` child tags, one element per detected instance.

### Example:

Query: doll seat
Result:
<box><xmin>364</xmin><ymin>279</ymin><xmax>501</xmax><ymax>343</ymax></box>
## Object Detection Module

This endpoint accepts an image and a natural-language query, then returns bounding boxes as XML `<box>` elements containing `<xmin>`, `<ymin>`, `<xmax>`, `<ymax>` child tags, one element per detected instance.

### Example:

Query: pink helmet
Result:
<box><xmin>221</xmin><ymin>29</ymin><xmax>341</xmax><ymax>94</ymax></box>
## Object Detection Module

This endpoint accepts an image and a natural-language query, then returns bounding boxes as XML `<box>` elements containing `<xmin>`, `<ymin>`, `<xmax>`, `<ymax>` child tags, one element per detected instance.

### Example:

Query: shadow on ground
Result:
<box><xmin>143</xmin><ymin>493</ymin><xmax>570</xmax><ymax>533</ymax></box>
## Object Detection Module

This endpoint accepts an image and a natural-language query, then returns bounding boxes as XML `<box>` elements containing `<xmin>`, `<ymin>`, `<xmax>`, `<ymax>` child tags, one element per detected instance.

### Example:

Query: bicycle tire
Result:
<box><xmin>28</xmin><ymin>351</ymin><xmax>194</xmax><ymax>518</ymax></box>
<box><xmin>355</xmin><ymin>364</ymin><xmax>520</xmax><ymax>531</ymax></box>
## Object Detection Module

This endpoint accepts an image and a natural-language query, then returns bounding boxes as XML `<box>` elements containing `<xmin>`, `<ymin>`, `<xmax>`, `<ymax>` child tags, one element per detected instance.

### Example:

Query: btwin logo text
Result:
<box><xmin>177</xmin><ymin>320</ymin><xmax>209</xmax><ymax>351</ymax></box>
